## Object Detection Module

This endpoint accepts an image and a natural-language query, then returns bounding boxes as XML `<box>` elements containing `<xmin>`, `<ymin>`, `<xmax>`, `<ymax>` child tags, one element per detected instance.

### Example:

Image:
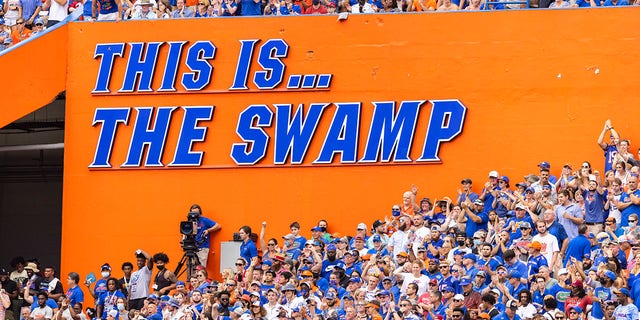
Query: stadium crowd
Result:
<box><xmin>0</xmin><ymin>0</ymin><xmax>639</xmax><ymax>50</ymax></box>
<box><xmin>2</xmin><ymin>118</ymin><xmax>640</xmax><ymax>320</ymax></box>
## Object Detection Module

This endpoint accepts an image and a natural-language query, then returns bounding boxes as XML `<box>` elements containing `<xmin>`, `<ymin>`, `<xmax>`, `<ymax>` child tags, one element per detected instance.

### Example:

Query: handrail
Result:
<box><xmin>0</xmin><ymin>9</ymin><xmax>82</xmax><ymax>57</ymax></box>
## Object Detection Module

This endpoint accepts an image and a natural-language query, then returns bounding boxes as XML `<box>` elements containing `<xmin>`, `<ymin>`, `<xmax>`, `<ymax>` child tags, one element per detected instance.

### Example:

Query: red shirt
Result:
<box><xmin>304</xmin><ymin>4</ymin><xmax>327</xmax><ymax>13</ymax></box>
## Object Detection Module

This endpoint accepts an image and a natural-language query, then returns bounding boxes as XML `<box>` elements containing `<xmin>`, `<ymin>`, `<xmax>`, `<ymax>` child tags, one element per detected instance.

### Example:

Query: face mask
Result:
<box><xmin>457</xmin><ymin>240</ymin><xmax>465</xmax><ymax>246</ymax></box>
<box><xmin>329</xmin><ymin>280</ymin><xmax>337</xmax><ymax>286</ymax></box>
<box><xmin>157</xmin><ymin>265</ymin><xmax>165</xmax><ymax>271</ymax></box>
<box><xmin>300</xmin><ymin>288</ymin><xmax>309</xmax><ymax>296</ymax></box>
<box><xmin>473</xmin><ymin>239</ymin><xmax>482</xmax><ymax>246</ymax></box>
<box><xmin>101</xmin><ymin>271</ymin><xmax>110</xmax><ymax>278</ymax></box>
<box><xmin>117</xmin><ymin>303</ymin><xmax>125</xmax><ymax>311</ymax></box>
<box><xmin>630</xmin><ymin>221</ymin><xmax>637</xmax><ymax>227</ymax></box>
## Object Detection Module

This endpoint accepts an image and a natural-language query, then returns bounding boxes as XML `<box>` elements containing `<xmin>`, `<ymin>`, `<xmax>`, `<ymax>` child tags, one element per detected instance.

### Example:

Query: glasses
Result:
<box><xmin>632</xmin><ymin>247</ymin><xmax>640</xmax><ymax>250</ymax></box>
<box><xmin>197</xmin><ymin>274</ymin><xmax>205</xmax><ymax>278</ymax></box>
<box><xmin>399</xmin><ymin>304</ymin><xmax>410</xmax><ymax>307</ymax></box>
<box><xmin>569</xmin><ymin>311</ymin><xmax>578</xmax><ymax>314</ymax></box>
<box><xmin>16</xmin><ymin>21</ymin><xmax>24</xmax><ymax>24</ymax></box>
<box><xmin>497</xmin><ymin>271</ymin><xmax>506</xmax><ymax>274</ymax></box>
<box><xmin>220</xmin><ymin>298</ymin><xmax>229</xmax><ymax>301</ymax></box>
<box><xmin>606</xmin><ymin>222</ymin><xmax>614</xmax><ymax>225</ymax></box>
<box><xmin>235</xmin><ymin>263</ymin><xmax>244</xmax><ymax>266</ymax></box>
<box><xmin>451</xmin><ymin>315</ymin><xmax>463</xmax><ymax>319</ymax></box>
<box><xmin>226</xmin><ymin>283</ymin><xmax>236</xmax><ymax>286</ymax></box>
<box><xmin>304</xmin><ymin>261</ymin><xmax>312</xmax><ymax>265</ymax></box>
<box><xmin>556</xmin><ymin>317</ymin><xmax>565</xmax><ymax>320</ymax></box>
<box><xmin>392</xmin><ymin>208</ymin><xmax>400</xmax><ymax>211</ymax></box>
<box><xmin>629</xmin><ymin>220</ymin><xmax>637</xmax><ymax>222</ymax></box>
<box><xmin>439</xmin><ymin>266</ymin><xmax>448</xmax><ymax>269</ymax></box>
<box><xmin>453</xmin><ymin>299</ymin><xmax>463</xmax><ymax>302</ymax></box>
<box><xmin>452</xmin><ymin>269</ymin><xmax>460</xmax><ymax>273</ymax></box>
<box><xmin>268</xmin><ymin>243</ymin><xmax>276</xmax><ymax>246</ymax></box>
<box><xmin>582</xmin><ymin>165</ymin><xmax>590</xmax><ymax>168</ymax></box>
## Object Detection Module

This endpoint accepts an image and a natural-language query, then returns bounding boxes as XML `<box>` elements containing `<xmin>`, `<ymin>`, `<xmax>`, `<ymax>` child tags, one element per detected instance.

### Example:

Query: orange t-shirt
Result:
<box><xmin>413</xmin><ymin>0</ymin><xmax>436</xmax><ymax>10</ymax></box>
<box><xmin>11</xmin><ymin>29</ymin><xmax>32</xmax><ymax>44</ymax></box>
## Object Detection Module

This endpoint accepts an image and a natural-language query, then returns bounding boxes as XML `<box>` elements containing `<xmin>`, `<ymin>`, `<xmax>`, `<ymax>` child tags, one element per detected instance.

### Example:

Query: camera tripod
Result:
<box><xmin>174</xmin><ymin>249</ymin><xmax>200</xmax><ymax>281</ymax></box>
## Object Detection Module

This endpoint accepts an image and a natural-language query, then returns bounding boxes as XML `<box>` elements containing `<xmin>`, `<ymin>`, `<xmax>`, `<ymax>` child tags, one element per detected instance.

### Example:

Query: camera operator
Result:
<box><xmin>188</xmin><ymin>204</ymin><xmax>222</xmax><ymax>268</ymax></box>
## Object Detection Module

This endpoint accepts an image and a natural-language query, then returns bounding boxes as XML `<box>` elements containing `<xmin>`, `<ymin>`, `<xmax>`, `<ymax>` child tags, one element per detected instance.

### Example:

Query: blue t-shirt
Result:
<box><xmin>465</xmin><ymin>210</ymin><xmax>489</xmax><ymax>238</ymax></box>
<box><xmin>591</xmin><ymin>286</ymin><xmax>613</xmax><ymax>319</ymax></box>
<box><xmin>527</xmin><ymin>254</ymin><xmax>548</xmax><ymax>277</ymax></box>
<box><xmin>564</xmin><ymin>234</ymin><xmax>591</xmax><ymax>266</ymax></box>
<box><xmin>583</xmin><ymin>189</ymin><xmax>606</xmax><ymax>223</ymax></box>
<box><xmin>196</xmin><ymin>217</ymin><xmax>217</xmax><ymax>249</ymax></box>
<box><xmin>240</xmin><ymin>239</ymin><xmax>258</xmax><ymax>266</ymax></box>
<box><xmin>604</xmin><ymin>144</ymin><xmax>618</xmax><ymax>172</ymax></box>
<box><xmin>619</xmin><ymin>189</ymin><xmax>640</xmax><ymax>227</ymax></box>
<box><xmin>240</xmin><ymin>0</ymin><xmax>261</xmax><ymax>15</ymax></box>
<box><xmin>97</xmin><ymin>290</ymin><xmax>126</xmax><ymax>319</ymax></box>
<box><xmin>66</xmin><ymin>285</ymin><xmax>84</xmax><ymax>306</ymax></box>
<box><xmin>97</xmin><ymin>0</ymin><xmax>119</xmax><ymax>14</ymax></box>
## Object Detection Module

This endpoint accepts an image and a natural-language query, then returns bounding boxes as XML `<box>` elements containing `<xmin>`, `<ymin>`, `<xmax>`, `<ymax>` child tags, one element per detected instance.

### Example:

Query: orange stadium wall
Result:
<box><xmin>61</xmin><ymin>8</ymin><xmax>640</xmax><ymax>288</ymax></box>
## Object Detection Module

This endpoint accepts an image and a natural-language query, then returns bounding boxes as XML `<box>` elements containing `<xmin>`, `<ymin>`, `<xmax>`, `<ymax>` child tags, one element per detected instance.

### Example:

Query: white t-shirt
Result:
<box><xmin>532</xmin><ymin>233</ymin><xmax>559</xmax><ymax>267</ymax></box>
<box><xmin>30</xmin><ymin>306</ymin><xmax>54</xmax><ymax>320</ymax></box>
<box><xmin>48</xmin><ymin>0</ymin><xmax>69</xmax><ymax>22</ymax></box>
<box><xmin>129</xmin><ymin>266</ymin><xmax>152</xmax><ymax>300</ymax></box>
<box><xmin>399</xmin><ymin>273</ymin><xmax>430</xmax><ymax>296</ymax></box>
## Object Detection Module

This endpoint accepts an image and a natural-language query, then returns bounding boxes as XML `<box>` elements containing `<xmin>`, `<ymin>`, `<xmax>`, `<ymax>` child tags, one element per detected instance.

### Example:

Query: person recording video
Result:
<box><xmin>187</xmin><ymin>204</ymin><xmax>221</xmax><ymax>268</ymax></box>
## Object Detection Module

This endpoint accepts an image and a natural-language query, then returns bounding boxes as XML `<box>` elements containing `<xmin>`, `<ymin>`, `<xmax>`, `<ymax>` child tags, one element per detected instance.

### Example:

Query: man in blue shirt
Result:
<box><xmin>564</xmin><ymin>225</ymin><xmax>591</xmax><ymax>266</ymax></box>
<box><xmin>597</xmin><ymin>119</ymin><xmax>619</xmax><ymax>172</ymax></box>
<box><xmin>189</xmin><ymin>204</ymin><xmax>221</xmax><ymax>268</ymax></box>
<box><xmin>556</xmin><ymin>189</ymin><xmax>584</xmax><ymax>240</ymax></box>
<box><xmin>461</xmin><ymin>199</ymin><xmax>489</xmax><ymax>239</ymax></box>
<box><xmin>617</xmin><ymin>174</ymin><xmax>640</xmax><ymax>227</ymax></box>
<box><xmin>581</xmin><ymin>178</ymin><xmax>606</xmax><ymax>234</ymax></box>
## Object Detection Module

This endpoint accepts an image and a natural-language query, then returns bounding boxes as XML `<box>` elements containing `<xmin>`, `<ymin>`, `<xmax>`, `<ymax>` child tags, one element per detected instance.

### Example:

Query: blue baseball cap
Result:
<box><xmin>462</xmin><ymin>253</ymin><xmax>477</xmax><ymax>262</ymax></box>
<box><xmin>443</xmin><ymin>286</ymin><xmax>455</xmax><ymax>292</ymax></box>
<box><xmin>326</xmin><ymin>244</ymin><xmax>337</xmax><ymax>251</ymax></box>
<box><xmin>459</xmin><ymin>277</ymin><xmax>472</xmax><ymax>286</ymax></box>
<box><xmin>499</xmin><ymin>176</ymin><xmax>510</xmax><ymax>184</ymax></box>
<box><xmin>349</xmin><ymin>277</ymin><xmax>361</xmax><ymax>283</ymax></box>
<box><xmin>311</xmin><ymin>226</ymin><xmax>323</xmax><ymax>232</ymax></box>
<box><xmin>376</xmin><ymin>290</ymin><xmax>390</xmax><ymax>296</ymax></box>
<box><xmin>569</xmin><ymin>305</ymin><xmax>583</xmax><ymax>313</ymax></box>
<box><xmin>34</xmin><ymin>17</ymin><xmax>44</xmax><ymax>25</ymax></box>
<box><xmin>604</xmin><ymin>270</ymin><xmax>616</xmax><ymax>281</ymax></box>
<box><xmin>538</xmin><ymin>161</ymin><xmax>551</xmax><ymax>169</ymax></box>
<box><xmin>372</xmin><ymin>235</ymin><xmax>382</xmax><ymax>242</ymax></box>
<box><xmin>509</xmin><ymin>271</ymin><xmax>523</xmax><ymax>279</ymax></box>
<box><xmin>614</xmin><ymin>288</ymin><xmax>630</xmax><ymax>296</ymax></box>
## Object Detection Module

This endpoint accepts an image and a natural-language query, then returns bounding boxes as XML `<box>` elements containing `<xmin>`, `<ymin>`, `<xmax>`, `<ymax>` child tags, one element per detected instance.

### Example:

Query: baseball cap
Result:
<box><xmin>461</xmin><ymin>178</ymin><xmax>472</xmax><ymax>184</ymax></box>
<box><xmin>474</xmin><ymin>199</ymin><xmax>484</xmax><ymax>205</ymax></box>
<box><xmin>613</xmin><ymin>288</ymin><xmax>630</xmax><ymax>296</ymax></box>
<box><xmin>311</xmin><ymin>226</ymin><xmax>323</xmax><ymax>232</ymax></box>
<box><xmin>569</xmin><ymin>305</ymin><xmax>583</xmax><ymax>313</ymax></box>
<box><xmin>349</xmin><ymin>277</ymin><xmax>361</xmax><ymax>283</ymax></box>
<box><xmin>372</xmin><ymin>220</ymin><xmax>385</xmax><ymax>229</ymax></box>
<box><xmin>462</xmin><ymin>253</ymin><xmax>476</xmax><ymax>262</ymax></box>
<box><xmin>604</xmin><ymin>270</ymin><xmax>616</xmax><ymax>281</ymax></box>
<box><xmin>372</xmin><ymin>235</ymin><xmax>382</xmax><ymax>242</ymax></box>
<box><xmin>283</xmin><ymin>234</ymin><xmax>295</xmax><ymax>240</ymax></box>
<box><xmin>571</xmin><ymin>279</ymin><xmax>583</xmax><ymax>288</ymax></box>
<box><xmin>325</xmin><ymin>291</ymin><xmax>337</xmax><ymax>300</ymax></box>
<box><xmin>489</xmin><ymin>170</ymin><xmax>499</xmax><ymax>178</ymax></box>
<box><xmin>376</xmin><ymin>290</ymin><xmax>390</xmax><ymax>296</ymax></box>
<box><xmin>0</xmin><ymin>268</ymin><xmax>8</xmax><ymax>275</ymax></box>
<box><xmin>476</xmin><ymin>271</ymin><xmax>486</xmax><ymax>278</ymax></box>
<box><xmin>508</xmin><ymin>271</ymin><xmax>522</xmax><ymax>279</ymax></box>
<box><xmin>357</xmin><ymin>223</ymin><xmax>367</xmax><ymax>230</ymax></box>
<box><xmin>499</xmin><ymin>176</ymin><xmax>510</xmax><ymax>184</ymax></box>
<box><xmin>538</xmin><ymin>161</ymin><xmax>551</xmax><ymax>169</ymax></box>
<box><xmin>326</xmin><ymin>244</ymin><xmax>337</xmax><ymax>251</ymax></box>
<box><xmin>34</xmin><ymin>17</ymin><xmax>44</xmax><ymax>25</ymax></box>
<box><xmin>101</xmin><ymin>263</ymin><xmax>112</xmax><ymax>271</ymax></box>
<box><xmin>515</xmin><ymin>203</ymin><xmax>527</xmax><ymax>210</ymax></box>
<box><xmin>354</xmin><ymin>235</ymin><xmax>365</xmax><ymax>241</ymax></box>
<box><xmin>396</xmin><ymin>252</ymin><xmax>408</xmax><ymax>258</ymax></box>
<box><xmin>525</xmin><ymin>187</ymin><xmax>535</xmax><ymax>193</ymax></box>
<box><xmin>519</xmin><ymin>221</ymin><xmax>531</xmax><ymax>229</ymax></box>
<box><xmin>563</xmin><ymin>163</ymin><xmax>572</xmax><ymax>169</ymax></box>
<box><xmin>557</xmin><ymin>268</ymin><xmax>569</xmax><ymax>276</ymax></box>
<box><xmin>506</xmin><ymin>299</ymin><xmax>518</xmax><ymax>310</ymax></box>
<box><xmin>542</xmin><ymin>184</ymin><xmax>552</xmax><ymax>190</ymax></box>
<box><xmin>453</xmin><ymin>294</ymin><xmax>465</xmax><ymax>301</ymax></box>
<box><xmin>417</xmin><ymin>246</ymin><xmax>427</xmax><ymax>252</ymax></box>
<box><xmin>527</xmin><ymin>241</ymin><xmax>542</xmax><ymax>250</ymax></box>
<box><xmin>459</xmin><ymin>277</ymin><xmax>472</xmax><ymax>286</ymax></box>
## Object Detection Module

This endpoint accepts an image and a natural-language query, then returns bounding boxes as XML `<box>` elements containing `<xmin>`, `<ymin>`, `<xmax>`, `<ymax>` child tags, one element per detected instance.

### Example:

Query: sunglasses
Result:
<box><xmin>226</xmin><ymin>283</ymin><xmax>236</xmax><ymax>286</ymax></box>
<box><xmin>235</xmin><ymin>263</ymin><xmax>244</xmax><ymax>266</ymax></box>
<box><xmin>399</xmin><ymin>304</ymin><xmax>410</xmax><ymax>307</ymax></box>
<box><xmin>16</xmin><ymin>21</ymin><xmax>25</xmax><ymax>24</ymax></box>
<box><xmin>629</xmin><ymin>220</ymin><xmax>637</xmax><ymax>222</ymax></box>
